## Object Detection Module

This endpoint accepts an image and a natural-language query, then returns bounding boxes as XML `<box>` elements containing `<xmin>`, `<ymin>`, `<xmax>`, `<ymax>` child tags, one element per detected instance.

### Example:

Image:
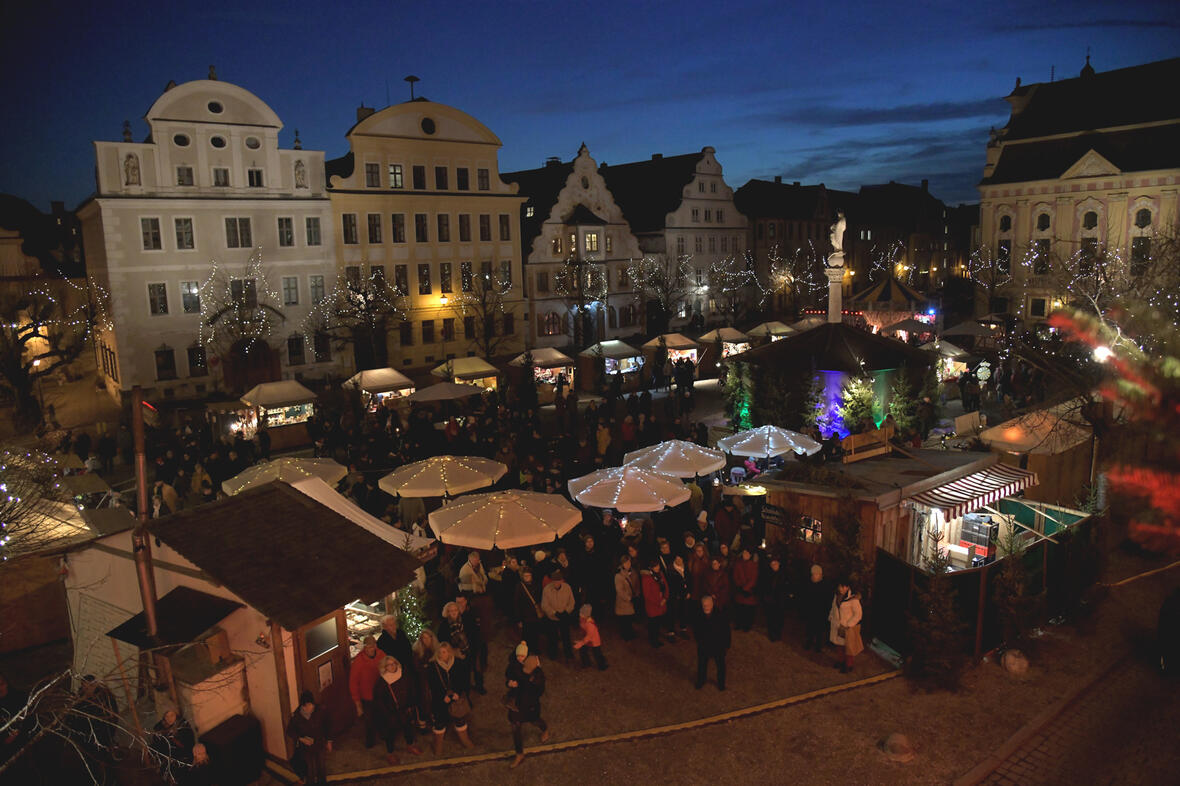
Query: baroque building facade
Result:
<box><xmin>978</xmin><ymin>56</ymin><xmax>1180</xmax><ymax>324</ymax></box>
<box><xmin>324</xmin><ymin>99</ymin><xmax>525</xmax><ymax>369</ymax></box>
<box><xmin>78</xmin><ymin>74</ymin><xmax>342</xmax><ymax>401</ymax></box>
<box><xmin>502</xmin><ymin>144</ymin><xmax>644</xmax><ymax>348</ymax></box>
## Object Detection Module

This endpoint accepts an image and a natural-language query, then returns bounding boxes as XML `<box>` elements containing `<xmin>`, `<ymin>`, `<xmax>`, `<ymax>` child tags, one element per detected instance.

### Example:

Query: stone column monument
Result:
<box><xmin>825</xmin><ymin>211</ymin><xmax>846</xmax><ymax>324</ymax></box>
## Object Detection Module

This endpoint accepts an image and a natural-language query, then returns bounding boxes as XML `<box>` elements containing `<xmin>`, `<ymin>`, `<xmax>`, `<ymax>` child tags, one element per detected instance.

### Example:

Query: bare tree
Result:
<box><xmin>552</xmin><ymin>252</ymin><xmax>608</xmax><ymax>349</ymax></box>
<box><xmin>762</xmin><ymin>242</ymin><xmax>826</xmax><ymax>318</ymax></box>
<box><xmin>0</xmin><ymin>448</ymin><xmax>88</xmax><ymax>563</ymax></box>
<box><xmin>197</xmin><ymin>251</ymin><xmax>285</xmax><ymax>361</ymax></box>
<box><xmin>304</xmin><ymin>267</ymin><xmax>408</xmax><ymax>370</ymax></box>
<box><xmin>0</xmin><ymin>278</ymin><xmax>105</xmax><ymax>432</ymax></box>
<box><xmin>445</xmin><ymin>267</ymin><xmax>518</xmax><ymax>360</ymax></box>
<box><xmin>965</xmin><ymin>244</ymin><xmax>1014</xmax><ymax>314</ymax></box>
<box><xmin>707</xmin><ymin>251</ymin><xmax>760</xmax><ymax>325</ymax></box>
<box><xmin>626</xmin><ymin>254</ymin><xmax>696</xmax><ymax>335</ymax></box>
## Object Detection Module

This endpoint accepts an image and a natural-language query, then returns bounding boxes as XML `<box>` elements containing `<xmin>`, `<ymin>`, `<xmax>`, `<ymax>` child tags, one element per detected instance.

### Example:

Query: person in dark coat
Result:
<box><xmin>512</xmin><ymin>566</ymin><xmax>545</xmax><ymax>653</ymax></box>
<box><xmin>704</xmin><ymin>556</ymin><xmax>732</xmax><ymax>609</ymax></box>
<box><xmin>371</xmin><ymin>656</ymin><xmax>423</xmax><ymax>765</ymax></box>
<box><xmin>731</xmin><ymin>547</ymin><xmax>759</xmax><ymax>631</ymax></box>
<box><xmin>152</xmin><ymin>708</ymin><xmax>196</xmax><ymax>781</ymax></box>
<box><xmin>286</xmin><ymin>691</ymin><xmax>332</xmax><ymax>785</ymax></box>
<box><xmin>426</xmin><ymin>643</ymin><xmax>475</xmax><ymax>755</ymax></box>
<box><xmin>377</xmin><ymin>615</ymin><xmax>415</xmax><ymax>673</ymax></box>
<box><xmin>802</xmin><ymin>563</ymin><xmax>832</xmax><ymax>651</ymax></box>
<box><xmin>692</xmin><ymin>596</ymin><xmax>731</xmax><ymax>690</ymax></box>
<box><xmin>504</xmin><ymin>643</ymin><xmax>549</xmax><ymax>768</ymax></box>
<box><xmin>438</xmin><ymin>601</ymin><xmax>485</xmax><ymax>693</ymax></box>
<box><xmin>762</xmin><ymin>556</ymin><xmax>791</xmax><ymax>642</ymax></box>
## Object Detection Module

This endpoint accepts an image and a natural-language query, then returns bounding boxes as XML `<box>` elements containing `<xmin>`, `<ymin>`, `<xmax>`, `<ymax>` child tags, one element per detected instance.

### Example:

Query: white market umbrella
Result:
<box><xmin>408</xmin><ymin>382</ymin><xmax>484</xmax><ymax>402</ymax></box>
<box><xmin>378</xmin><ymin>455</ymin><xmax>507</xmax><ymax>498</ymax></box>
<box><xmin>717</xmin><ymin>425</ymin><xmax>822</xmax><ymax>458</ymax></box>
<box><xmin>791</xmin><ymin>315</ymin><xmax>826</xmax><ymax>331</ymax></box>
<box><xmin>427</xmin><ymin>490</ymin><xmax>581</xmax><ymax>549</ymax></box>
<box><xmin>568</xmin><ymin>465</ymin><xmax>689</xmax><ymax>513</ymax></box>
<box><xmin>222</xmin><ymin>457</ymin><xmax>348</xmax><ymax>496</ymax></box>
<box><xmin>624</xmin><ymin>439</ymin><xmax>726</xmax><ymax>478</ymax></box>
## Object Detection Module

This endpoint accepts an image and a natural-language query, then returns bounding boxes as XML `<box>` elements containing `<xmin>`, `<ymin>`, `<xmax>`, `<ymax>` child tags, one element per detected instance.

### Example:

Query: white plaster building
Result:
<box><xmin>503</xmin><ymin>144</ymin><xmax>645</xmax><ymax>347</ymax></box>
<box><xmin>78</xmin><ymin>74</ymin><xmax>343</xmax><ymax>402</ymax></box>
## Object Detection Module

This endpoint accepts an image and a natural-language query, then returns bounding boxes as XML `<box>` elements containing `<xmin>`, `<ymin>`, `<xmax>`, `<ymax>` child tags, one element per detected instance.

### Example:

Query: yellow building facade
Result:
<box><xmin>325</xmin><ymin>100</ymin><xmax>526</xmax><ymax>372</ymax></box>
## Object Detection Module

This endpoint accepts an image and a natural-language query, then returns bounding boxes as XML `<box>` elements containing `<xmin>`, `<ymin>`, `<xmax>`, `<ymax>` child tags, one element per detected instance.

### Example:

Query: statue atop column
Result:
<box><xmin>826</xmin><ymin>211</ymin><xmax>846</xmax><ymax>268</ymax></box>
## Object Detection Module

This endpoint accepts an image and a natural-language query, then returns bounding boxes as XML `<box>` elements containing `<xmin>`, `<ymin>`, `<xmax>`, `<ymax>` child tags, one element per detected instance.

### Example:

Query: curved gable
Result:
<box><xmin>145</xmin><ymin>79</ymin><xmax>282</xmax><ymax>129</ymax></box>
<box><xmin>350</xmin><ymin>101</ymin><xmax>501</xmax><ymax>145</ymax></box>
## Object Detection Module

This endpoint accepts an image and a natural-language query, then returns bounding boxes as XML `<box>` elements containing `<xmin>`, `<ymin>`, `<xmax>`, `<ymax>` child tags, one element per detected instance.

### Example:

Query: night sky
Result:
<box><xmin>1</xmin><ymin>0</ymin><xmax>1176</xmax><ymax>212</ymax></box>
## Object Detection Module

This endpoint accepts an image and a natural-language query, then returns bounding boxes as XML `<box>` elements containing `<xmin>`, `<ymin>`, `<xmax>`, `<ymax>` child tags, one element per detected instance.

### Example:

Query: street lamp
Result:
<box><xmin>31</xmin><ymin>358</ymin><xmax>45</xmax><ymax>412</ymax></box>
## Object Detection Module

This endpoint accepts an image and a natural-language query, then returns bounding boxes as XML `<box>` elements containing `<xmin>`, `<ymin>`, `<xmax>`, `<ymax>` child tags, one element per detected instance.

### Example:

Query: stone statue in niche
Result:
<box><xmin>826</xmin><ymin>210</ymin><xmax>846</xmax><ymax>267</ymax></box>
<box><xmin>294</xmin><ymin>159</ymin><xmax>307</xmax><ymax>189</ymax></box>
<box><xmin>123</xmin><ymin>153</ymin><xmax>140</xmax><ymax>186</ymax></box>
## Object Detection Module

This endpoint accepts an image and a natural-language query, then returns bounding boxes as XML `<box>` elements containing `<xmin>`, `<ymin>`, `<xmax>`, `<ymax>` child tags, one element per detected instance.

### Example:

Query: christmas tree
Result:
<box><xmin>395</xmin><ymin>582</ymin><xmax>426</xmax><ymax>641</ymax></box>
<box><xmin>905</xmin><ymin>531</ymin><xmax>969</xmax><ymax>691</ymax></box>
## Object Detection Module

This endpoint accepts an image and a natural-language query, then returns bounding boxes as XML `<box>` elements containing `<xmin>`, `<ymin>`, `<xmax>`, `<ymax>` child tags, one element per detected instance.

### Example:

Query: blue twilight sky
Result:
<box><xmin>1</xmin><ymin>0</ymin><xmax>1177</xmax><ymax>212</ymax></box>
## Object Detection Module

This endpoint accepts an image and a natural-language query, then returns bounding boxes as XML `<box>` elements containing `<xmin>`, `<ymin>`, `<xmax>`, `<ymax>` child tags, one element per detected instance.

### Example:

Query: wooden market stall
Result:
<box><xmin>343</xmin><ymin>368</ymin><xmax>416</xmax><ymax>411</ymax></box>
<box><xmin>240</xmin><ymin>381</ymin><xmax>317</xmax><ymax>450</ymax></box>
<box><xmin>431</xmin><ymin>357</ymin><xmax>499</xmax><ymax>390</ymax></box>
<box><xmin>577</xmin><ymin>340</ymin><xmax>644</xmax><ymax>393</ymax></box>
<box><xmin>509</xmin><ymin>347</ymin><xmax>576</xmax><ymax>402</ymax></box>
<box><xmin>643</xmin><ymin>332</ymin><xmax>702</xmax><ymax>370</ymax></box>
<box><xmin>697</xmin><ymin>327</ymin><xmax>752</xmax><ymax>378</ymax></box>
<box><xmin>746</xmin><ymin>321</ymin><xmax>794</xmax><ymax>344</ymax></box>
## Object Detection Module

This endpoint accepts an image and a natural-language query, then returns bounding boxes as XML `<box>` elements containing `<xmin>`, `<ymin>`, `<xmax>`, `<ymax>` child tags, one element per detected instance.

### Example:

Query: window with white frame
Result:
<box><xmin>141</xmin><ymin>218</ymin><xmax>162</xmax><ymax>250</ymax></box>
<box><xmin>287</xmin><ymin>334</ymin><xmax>306</xmax><ymax>365</ymax></box>
<box><xmin>180</xmin><ymin>281</ymin><xmax>200</xmax><ymax>313</ymax></box>
<box><xmin>247</xmin><ymin>169</ymin><xmax>264</xmax><ymax>188</ymax></box>
<box><xmin>367</xmin><ymin>213</ymin><xmax>382</xmax><ymax>244</ymax></box>
<box><xmin>389</xmin><ymin>163</ymin><xmax>404</xmax><ymax>189</ymax></box>
<box><xmin>225</xmin><ymin>217</ymin><xmax>252</xmax><ymax>248</ymax></box>
<box><xmin>148</xmin><ymin>283</ymin><xmax>168</xmax><ymax>315</ymax></box>
<box><xmin>231</xmin><ymin>278</ymin><xmax>257</xmax><ymax>307</ymax></box>
<box><xmin>585</xmin><ymin>232</ymin><xmax>599</xmax><ymax>252</ymax></box>
<box><xmin>365</xmin><ymin>163</ymin><xmax>381</xmax><ymax>187</ymax></box>
<box><xmin>282</xmin><ymin>276</ymin><xmax>299</xmax><ymax>305</ymax></box>
<box><xmin>176</xmin><ymin>166</ymin><xmax>194</xmax><ymax>186</ymax></box>
<box><xmin>309</xmin><ymin>274</ymin><xmax>325</xmax><ymax>303</ymax></box>
<box><xmin>305</xmin><ymin>216</ymin><xmax>322</xmax><ymax>246</ymax></box>
<box><xmin>456</xmin><ymin>168</ymin><xmax>470</xmax><ymax>190</ymax></box>
<box><xmin>691</xmin><ymin>208</ymin><xmax>700</xmax><ymax>222</ymax></box>
<box><xmin>213</xmin><ymin>167</ymin><xmax>229</xmax><ymax>187</ymax></box>
<box><xmin>277</xmin><ymin>217</ymin><xmax>295</xmax><ymax>247</ymax></box>
<box><xmin>154</xmin><ymin>346</ymin><xmax>177</xmax><ymax>380</ymax></box>
<box><xmin>174</xmin><ymin>218</ymin><xmax>194</xmax><ymax>250</ymax></box>
<box><xmin>342</xmin><ymin>213</ymin><xmax>358</xmax><ymax>244</ymax></box>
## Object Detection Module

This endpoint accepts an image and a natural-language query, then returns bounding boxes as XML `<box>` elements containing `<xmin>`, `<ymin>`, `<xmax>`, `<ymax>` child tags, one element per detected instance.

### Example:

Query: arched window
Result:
<box><xmin>542</xmin><ymin>311</ymin><xmax>563</xmax><ymax>336</ymax></box>
<box><xmin>1134</xmin><ymin>208</ymin><xmax>1152</xmax><ymax>229</ymax></box>
<box><xmin>1082</xmin><ymin>211</ymin><xmax>1098</xmax><ymax>230</ymax></box>
<box><xmin>998</xmin><ymin>215</ymin><xmax>1012</xmax><ymax>232</ymax></box>
<box><xmin>1036</xmin><ymin>213</ymin><xmax>1050</xmax><ymax>232</ymax></box>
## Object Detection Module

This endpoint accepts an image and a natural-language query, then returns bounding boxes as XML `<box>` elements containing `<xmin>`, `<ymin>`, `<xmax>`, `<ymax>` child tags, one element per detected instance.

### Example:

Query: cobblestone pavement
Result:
<box><xmin>981</xmin><ymin>654</ymin><xmax>1180</xmax><ymax>785</ymax></box>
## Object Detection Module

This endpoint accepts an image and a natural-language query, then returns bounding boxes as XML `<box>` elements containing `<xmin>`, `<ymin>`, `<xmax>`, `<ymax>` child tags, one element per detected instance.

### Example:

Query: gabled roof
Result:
<box><xmin>599</xmin><ymin>152</ymin><xmax>703</xmax><ymax>234</ymax></box>
<box><xmin>732</xmin><ymin>180</ymin><xmax>852</xmax><ymax>220</ymax></box>
<box><xmin>736</xmin><ymin>322</ymin><xmax>933</xmax><ymax>374</ymax></box>
<box><xmin>982</xmin><ymin>124</ymin><xmax>1180</xmax><ymax>185</ymax></box>
<box><xmin>1001</xmin><ymin>57</ymin><xmax>1180</xmax><ymax>141</ymax></box>
<box><xmin>501</xmin><ymin>159</ymin><xmax>575</xmax><ymax>260</ymax></box>
<box><xmin>563</xmin><ymin>203</ymin><xmax>606</xmax><ymax>225</ymax></box>
<box><xmin>849</xmin><ymin>275</ymin><xmax>931</xmax><ymax>308</ymax></box>
<box><xmin>149</xmin><ymin>481</ymin><xmax>422</xmax><ymax>631</ymax></box>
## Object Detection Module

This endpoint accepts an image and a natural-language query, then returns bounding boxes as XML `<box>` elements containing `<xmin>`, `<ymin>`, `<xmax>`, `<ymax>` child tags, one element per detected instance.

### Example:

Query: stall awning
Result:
<box><xmin>241</xmin><ymin>380</ymin><xmax>317</xmax><ymax>409</ymax></box>
<box><xmin>908</xmin><ymin>464</ymin><xmax>1038</xmax><ymax>519</ymax></box>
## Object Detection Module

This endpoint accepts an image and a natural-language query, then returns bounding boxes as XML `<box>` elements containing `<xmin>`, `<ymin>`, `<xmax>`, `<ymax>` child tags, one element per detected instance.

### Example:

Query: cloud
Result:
<box><xmin>1001</xmin><ymin>18</ymin><xmax>1180</xmax><ymax>31</ymax></box>
<box><xmin>750</xmin><ymin>98</ymin><xmax>1006</xmax><ymax>128</ymax></box>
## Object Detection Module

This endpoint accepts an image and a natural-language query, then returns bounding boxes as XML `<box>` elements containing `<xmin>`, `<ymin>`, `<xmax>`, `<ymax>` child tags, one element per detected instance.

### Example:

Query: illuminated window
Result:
<box><xmin>388</xmin><ymin>164</ymin><xmax>403</xmax><ymax>188</ymax></box>
<box><xmin>585</xmin><ymin>232</ymin><xmax>599</xmax><ymax>252</ymax></box>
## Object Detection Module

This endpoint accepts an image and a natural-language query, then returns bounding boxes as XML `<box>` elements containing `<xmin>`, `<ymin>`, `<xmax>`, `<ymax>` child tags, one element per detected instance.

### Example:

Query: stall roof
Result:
<box><xmin>643</xmin><ymin>333</ymin><xmax>700</xmax><ymax>350</ymax></box>
<box><xmin>149</xmin><ymin>480</ymin><xmax>422</xmax><ymax>631</ymax></box>
<box><xmin>408</xmin><ymin>382</ymin><xmax>485</xmax><ymax>402</ymax></box>
<box><xmin>107</xmin><ymin>585</ymin><xmax>243</xmax><ymax>649</ymax></box>
<box><xmin>61</xmin><ymin>473</ymin><xmax>111</xmax><ymax>495</ymax></box>
<box><xmin>737</xmin><ymin>322</ymin><xmax>934</xmax><ymax>374</ymax></box>
<box><xmin>81</xmin><ymin>507</ymin><xmax>137</xmax><ymax>537</ymax></box>
<box><xmin>509</xmin><ymin>347</ymin><xmax>575</xmax><ymax>368</ymax></box>
<box><xmin>343</xmin><ymin>368</ymin><xmax>415</xmax><ymax>394</ymax></box>
<box><xmin>431</xmin><ymin>356</ymin><xmax>499</xmax><ymax>381</ymax></box>
<box><xmin>698</xmin><ymin>327</ymin><xmax>750</xmax><ymax>343</ymax></box>
<box><xmin>579</xmin><ymin>340</ymin><xmax>642</xmax><ymax>359</ymax></box>
<box><xmin>906</xmin><ymin>464</ymin><xmax>1038</xmax><ymax>519</ymax></box>
<box><xmin>240</xmin><ymin>380</ymin><xmax>317</xmax><ymax>409</ymax></box>
<box><xmin>747</xmin><ymin>321</ymin><xmax>795</xmax><ymax>338</ymax></box>
<box><xmin>920</xmin><ymin>339</ymin><xmax>971</xmax><ymax>359</ymax></box>
<box><xmin>980</xmin><ymin>409</ymin><xmax>1091</xmax><ymax>455</ymax></box>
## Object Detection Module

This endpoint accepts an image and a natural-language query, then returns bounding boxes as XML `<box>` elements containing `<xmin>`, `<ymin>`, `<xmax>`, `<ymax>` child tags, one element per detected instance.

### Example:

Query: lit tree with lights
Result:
<box><xmin>304</xmin><ymin>266</ymin><xmax>408</xmax><ymax>370</ymax></box>
<box><xmin>965</xmin><ymin>244</ymin><xmax>1015</xmax><ymax>315</ymax></box>
<box><xmin>763</xmin><ymin>243</ymin><xmax>825</xmax><ymax>318</ymax></box>
<box><xmin>197</xmin><ymin>251</ymin><xmax>286</xmax><ymax>361</ymax></box>
<box><xmin>552</xmin><ymin>252</ymin><xmax>609</xmax><ymax>349</ymax></box>
<box><xmin>867</xmin><ymin>240</ymin><xmax>909</xmax><ymax>285</ymax></box>
<box><xmin>707</xmin><ymin>251</ymin><xmax>760</xmax><ymax>325</ymax></box>
<box><xmin>0</xmin><ymin>279</ymin><xmax>107</xmax><ymax>431</ymax></box>
<box><xmin>626</xmin><ymin>254</ymin><xmax>696</xmax><ymax>335</ymax></box>
<box><xmin>0</xmin><ymin>450</ymin><xmax>77</xmax><ymax>563</ymax></box>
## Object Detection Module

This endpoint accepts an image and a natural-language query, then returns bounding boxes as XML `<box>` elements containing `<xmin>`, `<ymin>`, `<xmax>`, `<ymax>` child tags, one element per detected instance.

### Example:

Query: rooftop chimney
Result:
<box><xmin>651</xmin><ymin>153</ymin><xmax>662</xmax><ymax>160</ymax></box>
<box><xmin>793</xmin><ymin>181</ymin><xmax>800</xmax><ymax>187</ymax></box>
<box><xmin>545</xmin><ymin>156</ymin><xmax>561</xmax><ymax>167</ymax></box>
<box><xmin>774</xmin><ymin>175</ymin><xmax>782</xmax><ymax>184</ymax></box>
<box><xmin>356</xmin><ymin>104</ymin><xmax>375</xmax><ymax>122</ymax></box>
<box><xmin>921</xmin><ymin>179</ymin><xmax>929</xmax><ymax>192</ymax></box>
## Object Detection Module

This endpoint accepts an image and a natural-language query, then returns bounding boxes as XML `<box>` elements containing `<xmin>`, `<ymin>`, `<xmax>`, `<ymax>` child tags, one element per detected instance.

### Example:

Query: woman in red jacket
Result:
<box><xmin>731</xmin><ymin>548</ymin><xmax>760</xmax><ymax>632</ymax></box>
<box><xmin>640</xmin><ymin>560</ymin><xmax>670</xmax><ymax>647</ymax></box>
<box><xmin>704</xmin><ymin>556</ymin><xmax>731</xmax><ymax>610</ymax></box>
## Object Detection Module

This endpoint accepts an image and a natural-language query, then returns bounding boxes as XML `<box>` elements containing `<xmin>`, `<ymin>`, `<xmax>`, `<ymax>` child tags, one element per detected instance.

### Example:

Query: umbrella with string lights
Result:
<box><xmin>427</xmin><ymin>490</ymin><xmax>581</xmax><ymax>549</ymax></box>
<box><xmin>623</xmin><ymin>439</ymin><xmax>726</xmax><ymax>478</ymax></box>
<box><xmin>567</xmin><ymin>465</ymin><xmax>689</xmax><ymax>513</ymax></box>
<box><xmin>378</xmin><ymin>455</ymin><xmax>507</xmax><ymax>498</ymax></box>
<box><xmin>716</xmin><ymin>425</ymin><xmax>822</xmax><ymax>458</ymax></box>
<box><xmin>221</xmin><ymin>457</ymin><xmax>348</xmax><ymax>496</ymax></box>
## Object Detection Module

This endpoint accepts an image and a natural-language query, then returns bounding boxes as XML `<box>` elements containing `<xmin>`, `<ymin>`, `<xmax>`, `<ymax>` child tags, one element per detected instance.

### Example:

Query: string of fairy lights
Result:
<box><xmin>380</xmin><ymin>455</ymin><xmax>507</xmax><ymax>496</ymax></box>
<box><xmin>0</xmin><ymin>450</ymin><xmax>67</xmax><ymax>562</ymax></box>
<box><xmin>196</xmin><ymin>249</ymin><xmax>285</xmax><ymax>353</ymax></box>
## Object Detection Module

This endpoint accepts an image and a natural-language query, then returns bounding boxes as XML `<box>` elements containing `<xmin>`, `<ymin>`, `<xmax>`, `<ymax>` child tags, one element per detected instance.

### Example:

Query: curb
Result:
<box><xmin>952</xmin><ymin>650</ymin><xmax>1132</xmax><ymax>786</ymax></box>
<box><xmin>265</xmin><ymin>669</ymin><xmax>900</xmax><ymax>782</ymax></box>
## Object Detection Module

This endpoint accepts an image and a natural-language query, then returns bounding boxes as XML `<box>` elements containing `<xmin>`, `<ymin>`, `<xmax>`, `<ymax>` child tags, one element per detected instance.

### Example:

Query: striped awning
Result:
<box><xmin>908</xmin><ymin>464</ymin><xmax>1038</xmax><ymax>520</ymax></box>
